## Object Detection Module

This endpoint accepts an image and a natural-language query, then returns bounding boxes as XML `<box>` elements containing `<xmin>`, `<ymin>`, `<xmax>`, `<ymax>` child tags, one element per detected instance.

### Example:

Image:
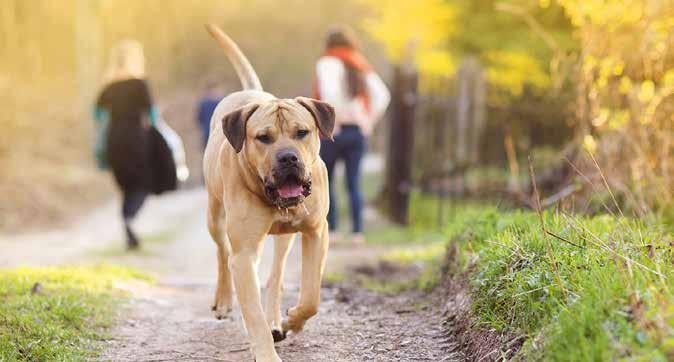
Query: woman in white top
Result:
<box><xmin>313</xmin><ymin>26</ymin><xmax>390</xmax><ymax>243</ymax></box>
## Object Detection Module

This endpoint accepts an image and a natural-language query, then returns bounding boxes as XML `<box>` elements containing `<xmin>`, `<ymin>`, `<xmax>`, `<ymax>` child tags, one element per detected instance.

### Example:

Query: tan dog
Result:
<box><xmin>202</xmin><ymin>25</ymin><xmax>334</xmax><ymax>362</ymax></box>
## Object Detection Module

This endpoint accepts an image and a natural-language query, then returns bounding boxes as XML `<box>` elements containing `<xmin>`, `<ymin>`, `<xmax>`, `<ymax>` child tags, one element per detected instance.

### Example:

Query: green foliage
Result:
<box><xmin>485</xmin><ymin>50</ymin><xmax>550</xmax><ymax>96</ymax></box>
<box><xmin>374</xmin><ymin>192</ymin><xmax>673</xmax><ymax>359</ymax></box>
<box><xmin>406</xmin><ymin>195</ymin><xmax>674</xmax><ymax>360</ymax></box>
<box><xmin>450</xmin><ymin>0</ymin><xmax>576</xmax><ymax>97</ymax></box>
<box><xmin>361</xmin><ymin>0</ymin><xmax>576</xmax><ymax>96</ymax></box>
<box><xmin>0</xmin><ymin>265</ymin><xmax>151</xmax><ymax>361</ymax></box>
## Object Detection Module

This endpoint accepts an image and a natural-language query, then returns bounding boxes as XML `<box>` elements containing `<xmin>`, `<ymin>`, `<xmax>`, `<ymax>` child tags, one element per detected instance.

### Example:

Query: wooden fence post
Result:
<box><xmin>385</xmin><ymin>62</ymin><xmax>418</xmax><ymax>225</ymax></box>
<box><xmin>451</xmin><ymin>57</ymin><xmax>486</xmax><ymax>194</ymax></box>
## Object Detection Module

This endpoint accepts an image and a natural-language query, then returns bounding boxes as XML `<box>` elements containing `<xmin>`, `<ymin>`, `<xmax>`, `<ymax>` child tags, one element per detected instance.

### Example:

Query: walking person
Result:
<box><xmin>93</xmin><ymin>40</ymin><xmax>176</xmax><ymax>249</ymax></box>
<box><xmin>196</xmin><ymin>82</ymin><xmax>221</xmax><ymax>150</ymax></box>
<box><xmin>313</xmin><ymin>26</ymin><xmax>390</xmax><ymax>244</ymax></box>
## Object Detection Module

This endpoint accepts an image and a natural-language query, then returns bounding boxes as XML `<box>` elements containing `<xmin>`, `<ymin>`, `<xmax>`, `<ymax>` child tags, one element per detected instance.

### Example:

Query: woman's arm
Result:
<box><xmin>365</xmin><ymin>71</ymin><xmax>391</xmax><ymax>121</ymax></box>
<box><xmin>148</xmin><ymin>106</ymin><xmax>159</xmax><ymax>126</ymax></box>
<box><xmin>316</xmin><ymin>57</ymin><xmax>349</xmax><ymax>113</ymax></box>
<box><xmin>93</xmin><ymin>106</ymin><xmax>108</xmax><ymax>124</ymax></box>
<box><xmin>93</xmin><ymin>89</ymin><xmax>110</xmax><ymax>169</ymax></box>
<box><xmin>94</xmin><ymin>87</ymin><xmax>109</xmax><ymax>123</ymax></box>
<box><xmin>317</xmin><ymin>56</ymin><xmax>371</xmax><ymax>127</ymax></box>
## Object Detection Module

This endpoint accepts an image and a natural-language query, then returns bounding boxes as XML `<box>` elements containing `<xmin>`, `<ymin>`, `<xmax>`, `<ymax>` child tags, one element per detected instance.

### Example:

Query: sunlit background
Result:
<box><xmin>2</xmin><ymin>0</ymin><xmax>672</xmax><ymax>230</ymax></box>
<box><xmin>1</xmin><ymin>1</ymin><xmax>674</xmax><ymax>360</ymax></box>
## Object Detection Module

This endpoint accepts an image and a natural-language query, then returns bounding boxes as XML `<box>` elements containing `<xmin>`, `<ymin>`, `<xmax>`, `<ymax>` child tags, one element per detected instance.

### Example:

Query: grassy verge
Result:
<box><xmin>449</xmin><ymin>205</ymin><xmax>673</xmax><ymax>360</ymax></box>
<box><xmin>0</xmin><ymin>264</ymin><xmax>151</xmax><ymax>361</ymax></box>
<box><xmin>372</xmin><ymin>193</ymin><xmax>674</xmax><ymax>360</ymax></box>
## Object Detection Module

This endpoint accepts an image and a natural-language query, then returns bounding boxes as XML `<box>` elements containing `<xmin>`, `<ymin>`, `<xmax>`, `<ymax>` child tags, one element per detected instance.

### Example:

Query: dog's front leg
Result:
<box><xmin>207</xmin><ymin>196</ymin><xmax>233</xmax><ymax>319</ymax></box>
<box><xmin>228</xmin><ymin>223</ymin><xmax>280</xmax><ymax>362</ymax></box>
<box><xmin>282</xmin><ymin>220</ymin><xmax>329</xmax><ymax>334</ymax></box>
<box><xmin>265</xmin><ymin>234</ymin><xmax>295</xmax><ymax>342</ymax></box>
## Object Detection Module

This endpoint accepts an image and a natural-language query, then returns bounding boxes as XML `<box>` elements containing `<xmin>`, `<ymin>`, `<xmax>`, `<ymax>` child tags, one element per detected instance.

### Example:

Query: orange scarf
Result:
<box><xmin>313</xmin><ymin>47</ymin><xmax>372</xmax><ymax>114</ymax></box>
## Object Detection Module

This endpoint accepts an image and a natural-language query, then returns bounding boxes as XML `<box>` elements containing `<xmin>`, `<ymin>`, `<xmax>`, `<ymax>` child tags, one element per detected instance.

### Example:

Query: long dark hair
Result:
<box><xmin>325</xmin><ymin>26</ymin><xmax>365</xmax><ymax>98</ymax></box>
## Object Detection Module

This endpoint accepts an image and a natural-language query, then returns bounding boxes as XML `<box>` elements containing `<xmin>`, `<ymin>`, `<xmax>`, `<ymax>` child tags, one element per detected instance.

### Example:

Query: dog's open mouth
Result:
<box><xmin>264</xmin><ymin>175</ymin><xmax>312</xmax><ymax>209</ymax></box>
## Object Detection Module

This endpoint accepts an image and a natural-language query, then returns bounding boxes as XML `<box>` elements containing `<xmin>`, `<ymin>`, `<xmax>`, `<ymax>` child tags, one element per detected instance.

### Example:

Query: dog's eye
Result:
<box><xmin>296</xmin><ymin>129</ymin><xmax>310</xmax><ymax>139</ymax></box>
<box><xmin>256</xmin><ymin>134</ymin><xmax>273</xmax><ymax>144</ymax></box>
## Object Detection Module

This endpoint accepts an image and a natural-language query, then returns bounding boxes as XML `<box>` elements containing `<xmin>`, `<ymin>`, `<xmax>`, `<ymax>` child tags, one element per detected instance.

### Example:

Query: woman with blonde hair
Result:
<box><xmin>313</xmin><ymin>26</ymin><xmax>390</xmax><ymax>244</ymax></box>
<box><xmin>94</xmin><ymin>40</ymin><xmax>175</xmax><ymax>249</ymax></box>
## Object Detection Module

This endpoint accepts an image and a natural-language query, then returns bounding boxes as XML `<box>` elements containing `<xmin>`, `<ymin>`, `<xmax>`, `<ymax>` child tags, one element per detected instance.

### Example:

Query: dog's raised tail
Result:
<box><xmin>205</xmin><ymin>24</ymin><xmax>262</xmax><ymax>91</ymax></box>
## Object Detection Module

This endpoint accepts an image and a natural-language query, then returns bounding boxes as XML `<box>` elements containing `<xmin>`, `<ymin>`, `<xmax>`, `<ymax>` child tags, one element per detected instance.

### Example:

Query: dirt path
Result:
<box><xmin>101</xmin><ymin>273</ymin><xmax>450</xmax><ymax>362</ymax></box>
<box><xmin>1</xmin><ymin>186</ymin><xmax>451</xmax><ymax>361</ymax></box>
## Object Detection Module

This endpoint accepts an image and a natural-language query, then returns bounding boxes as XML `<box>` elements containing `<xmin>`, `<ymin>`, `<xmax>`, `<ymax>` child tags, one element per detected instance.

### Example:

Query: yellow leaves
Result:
<box><xmin>586</xmin><ymin>107</ymin><xmax>630</xmax><ymax>130</ymax></box>
<box><xmin>608</xmin><ymin>110</ymin><xmax>629</xmax><ymax>130</ymax></box>
<box><xmin>612</xmin><ymin>60</ymin><xmax>624</xmax><ymax>76</ymax></box>
<box><xmin>583</xmin><ymin>134</ymin><xmax>597</xmax><ymax>153</ymax></box>
<box><xmin>619</xmin><ymin>76</ymin><xmax>633</xmax><ymax>94</ymax></box>
<box><xmin>586</xmin><ymin>56</ymin><xmax>625</xmax><ymax>89</ymax></box>
<box><xmin>583</xmin><ymin>55</ymin><xmax>597</xmax><ymax>75</ymax></box>
<box><xmin>596</xmin><ymin>57</ymin><xmax>624</xmax><ymax>88</ymax></box>
<box><xmin>663</xmin><ymin>69</ymin><xmax>674</xmax><ymax>87</ymax></box>
<box><xmin>558</xmin><ymin>0</ymin><xmax>672</xmax><ymax>209</ymax></box>
<box><xmin>592</xmin><ymin>107</ymin><xmax>630</xmax><ymax>130</ymax></box>
<box><xmin>417</xmin><ymin>50</ymin><xmax>456</xmax><ymax>79</ymax></box>
<box><xmin>592</xmin><ymin>108</ymin><xmax>610</xmax><ymax>127</ymax></box>
<box><xmin>638</xmin><ymin>80</ymin><xmax>656</xmax><ymax>103</ymax></box>
<box><xmin>557</xmin><ymin>0</ymin><xmax>644</xmax><ymax>27</ymax></box>
<box><xmin>486</xmin><ymin>50</ymin><xmax>550</xmax><ymax>96</ymax></box>
<box><xmin>360</xmin><ymin>0</ymin><xmax>455</xmax><ymax>74</ymax></box>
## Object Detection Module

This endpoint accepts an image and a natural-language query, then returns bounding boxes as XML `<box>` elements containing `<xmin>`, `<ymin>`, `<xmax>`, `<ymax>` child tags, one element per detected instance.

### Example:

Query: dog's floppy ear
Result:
<box><xmin>296</xmin><ymin>97</ymin><xmax>335</xmax><ymax>140</ymax></box>
<box><xmin>222</xmin><ymin>103</ymin><xmax>260</xmax><ymax>153</ymax></box>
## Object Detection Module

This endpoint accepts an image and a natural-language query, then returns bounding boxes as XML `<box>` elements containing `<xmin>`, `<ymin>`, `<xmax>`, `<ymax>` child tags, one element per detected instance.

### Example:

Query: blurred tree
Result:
<box><xmin>361</xmin><ymin>0</ymin><xmax>577</xmax><ymax>197</ymax></box>
<box><xmin>556</xmin><ymin>0</ymin><xmax>674</xmax><ymax>214</ymax></box>
<box><xmin>449</xmin><ymin>0</ymin><xmax>577</xmax><ymax>167</ymax></box>
<box><xmin>452</xmin><ymin>0</ymin><xmax>576</xmax><ymax>93</ymax></box>
<box><xmin>361</xmin><ymin>0</ymin><xmax>457</xmax><ymax>81</ymax></box>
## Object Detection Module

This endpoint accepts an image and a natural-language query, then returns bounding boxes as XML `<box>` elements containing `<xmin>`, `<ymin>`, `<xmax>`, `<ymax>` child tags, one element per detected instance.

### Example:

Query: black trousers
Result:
<box><xmin>122</xmin><ymin>190</ymin><xmax>148</xmax><ymax>221</ymax></box>
<box><xmin>319</xmin><ymin>125</ymin><xmax>366</xmax><ymax>233</ymax></box>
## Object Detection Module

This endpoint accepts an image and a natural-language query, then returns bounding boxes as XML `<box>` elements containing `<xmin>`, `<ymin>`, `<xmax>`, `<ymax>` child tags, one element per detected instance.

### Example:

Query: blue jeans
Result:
<box><xmin>320</xmin><ymin>125</ymin><xmax>366</xmax><ymax>233</ymax></box>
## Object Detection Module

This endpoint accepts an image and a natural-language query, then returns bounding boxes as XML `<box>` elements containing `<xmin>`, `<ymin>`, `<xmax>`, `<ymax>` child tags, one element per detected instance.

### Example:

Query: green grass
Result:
<box><xmin>362</xmin><ymin>192</ymin><xmax>489</xmax><ymax>245</ymax></box>
<box><xmin>394</xmin><ymin>193</ymin><xmax>674</xmax><ymax>360</ymax></box>
<box><xmin>0</xmin><ymin>264</ymin><xmax>151</xmax><ymax>361</ymax></box>
<box><xmin>467</xmin><ymin>211</ymin><xmax>674</xmax><ymax>361</ymax></box>
<box><xmin>381</xmin><ymin>241</ymin><xmax>447</xmax><ymax>265</ymax></box>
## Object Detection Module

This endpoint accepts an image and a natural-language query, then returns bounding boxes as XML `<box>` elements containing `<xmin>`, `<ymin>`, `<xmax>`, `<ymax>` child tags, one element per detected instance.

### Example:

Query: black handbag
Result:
<box><xmin>147</xmin><ymin>126</ymin><xmax>178</xmax><ymax>195</ymax></box>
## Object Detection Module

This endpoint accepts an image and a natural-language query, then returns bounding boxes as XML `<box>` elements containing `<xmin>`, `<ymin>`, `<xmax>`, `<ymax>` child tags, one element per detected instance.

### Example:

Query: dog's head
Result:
<box><xmin>222</xmin><ymin>97</ymin><xmax>335</xmax><ymax>208</ymax></box>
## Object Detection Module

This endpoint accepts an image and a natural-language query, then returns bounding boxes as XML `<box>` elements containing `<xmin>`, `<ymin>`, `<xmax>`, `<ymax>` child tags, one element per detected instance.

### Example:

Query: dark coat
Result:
<box><xmin>96</xmin><ymin>78</ymin><xmax>176</xmax><ymax>195</ymax></box>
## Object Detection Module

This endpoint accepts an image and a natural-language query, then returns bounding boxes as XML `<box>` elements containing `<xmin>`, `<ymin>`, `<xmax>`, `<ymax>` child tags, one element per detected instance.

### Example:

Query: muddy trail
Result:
<box><xmin>1</xmin><ymin>188</ymin><xmax>456</xmax><ymax>361</ymax></box>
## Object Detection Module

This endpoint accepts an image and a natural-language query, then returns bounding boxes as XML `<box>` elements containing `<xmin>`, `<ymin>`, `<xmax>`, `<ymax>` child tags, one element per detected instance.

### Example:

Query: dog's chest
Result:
<box><xmin>269</xmin><ymin>205</ymin><xmax>309</xmax><ymax>234</ymax></box>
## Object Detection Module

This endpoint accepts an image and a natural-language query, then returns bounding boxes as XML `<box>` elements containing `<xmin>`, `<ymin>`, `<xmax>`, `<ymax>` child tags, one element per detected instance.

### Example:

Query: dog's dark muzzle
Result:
<box><xmin>263</xmin><ymin>149</ymin><xmax>311</xmax><ymax>208</ymax></box>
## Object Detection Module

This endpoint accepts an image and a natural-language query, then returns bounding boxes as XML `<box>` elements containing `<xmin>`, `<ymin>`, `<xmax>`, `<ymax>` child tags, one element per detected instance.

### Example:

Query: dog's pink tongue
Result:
<box><xmin>278</xmin><ymin>184</ymin><xmax>304</xmax><ymax>198</ymax></box>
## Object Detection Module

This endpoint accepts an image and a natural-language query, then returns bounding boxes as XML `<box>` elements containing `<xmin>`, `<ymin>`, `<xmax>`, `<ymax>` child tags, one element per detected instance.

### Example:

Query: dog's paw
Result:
<box><xmin>281</xmin><ymin>317</ymin><xmax>305</xmax><ymax>335</ymax></box>
<box><xmin>211</xmin><ymin>304</ymin><xmax>232</xmax><ymax>320</ymax></box>
<box><xmin>271</xmin><ymin>327</ymin><xmax>287</xmax><ymax>343</ymax></box>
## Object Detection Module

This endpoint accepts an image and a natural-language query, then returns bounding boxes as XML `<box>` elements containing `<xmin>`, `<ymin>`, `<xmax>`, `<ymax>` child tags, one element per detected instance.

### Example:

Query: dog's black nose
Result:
<box><xmin>277</xmin><ymin>149</ymin><xmax>299</xmax><ymax>166</ymax></box>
